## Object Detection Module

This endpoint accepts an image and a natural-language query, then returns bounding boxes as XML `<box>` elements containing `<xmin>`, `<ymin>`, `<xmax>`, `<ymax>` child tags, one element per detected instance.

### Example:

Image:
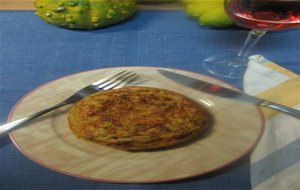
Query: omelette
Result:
<box><xmin>68</xmin><ymin>86</ymin><xmax>210</xmax><ymax>151</ymax></box>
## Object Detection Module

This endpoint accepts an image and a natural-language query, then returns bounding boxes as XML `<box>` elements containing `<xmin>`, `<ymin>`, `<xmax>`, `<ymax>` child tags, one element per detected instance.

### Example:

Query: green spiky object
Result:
<box><xmin>34</xmin><ymin>0</ymin><xmax>136</xmax><ymax>30</ymax></box>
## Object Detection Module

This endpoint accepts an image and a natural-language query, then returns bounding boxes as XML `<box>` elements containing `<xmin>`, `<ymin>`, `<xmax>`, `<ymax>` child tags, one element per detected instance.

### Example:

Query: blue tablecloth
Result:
<box><xmin>0</xmin><ymin>10</ymin><xmax>299</xmax><ymax>190</ymax></box>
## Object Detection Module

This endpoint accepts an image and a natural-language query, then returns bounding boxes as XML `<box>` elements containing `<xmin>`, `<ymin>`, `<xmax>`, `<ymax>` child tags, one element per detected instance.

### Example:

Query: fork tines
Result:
<box><xmin>93</xmin><ymin>71</ymin><xmax>137</xmax><ymax>90</ymax></box>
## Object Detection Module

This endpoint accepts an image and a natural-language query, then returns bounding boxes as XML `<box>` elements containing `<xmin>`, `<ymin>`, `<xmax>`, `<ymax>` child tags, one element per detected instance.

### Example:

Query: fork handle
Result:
<box><xmin>0</xmin><ymin>101</ymin><xmax>69</xmax><ymax>138</ymax></box>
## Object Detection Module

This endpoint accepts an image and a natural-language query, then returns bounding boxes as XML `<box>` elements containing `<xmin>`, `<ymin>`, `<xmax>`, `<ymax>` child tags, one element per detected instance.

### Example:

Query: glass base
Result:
<box><xmin>203</xmin><ymin>52</ymin><xmax>248</xmax><ymax>78</ymax></box>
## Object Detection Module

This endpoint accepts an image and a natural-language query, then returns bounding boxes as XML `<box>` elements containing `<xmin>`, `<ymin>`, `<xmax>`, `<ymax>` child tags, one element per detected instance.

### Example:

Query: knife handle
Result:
<box><xmin>261</xmin><ymin>101</ymin><xmax>300</xmax><ymax>119</ymax></box>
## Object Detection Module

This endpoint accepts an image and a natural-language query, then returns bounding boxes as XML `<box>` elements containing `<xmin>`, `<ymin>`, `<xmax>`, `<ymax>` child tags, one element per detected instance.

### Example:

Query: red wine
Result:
<box><xmin>225</xmin><ymin>0</ymin><xmax>300</xmax><ymax>30</ymax></box>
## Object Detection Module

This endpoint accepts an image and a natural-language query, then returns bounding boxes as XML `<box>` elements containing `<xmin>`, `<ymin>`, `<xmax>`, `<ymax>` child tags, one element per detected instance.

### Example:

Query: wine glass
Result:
<box><xmin>203</xmin><ymin>0</ymin><xmax>300</xmax><ymax>78</ymax></box>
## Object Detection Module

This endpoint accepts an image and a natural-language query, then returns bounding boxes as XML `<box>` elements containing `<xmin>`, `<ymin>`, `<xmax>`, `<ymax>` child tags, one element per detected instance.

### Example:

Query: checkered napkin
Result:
<box><xmin>243</xmin><ymin>55</ymin><xmax>300</xmax><ymax>190</ymax></box>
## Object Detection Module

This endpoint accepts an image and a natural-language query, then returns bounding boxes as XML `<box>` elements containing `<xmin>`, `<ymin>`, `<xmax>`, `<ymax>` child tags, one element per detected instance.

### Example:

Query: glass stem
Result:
<box><xmin>235</xmin><ymin>29</ymin><xmax>267</xmax><ymax>62</ymax></box>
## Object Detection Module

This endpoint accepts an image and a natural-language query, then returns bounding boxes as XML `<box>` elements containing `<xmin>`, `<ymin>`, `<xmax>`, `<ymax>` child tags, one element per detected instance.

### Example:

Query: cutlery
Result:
<box><xmin>158</xmin><ymin>69</ymin><xmax>300</xmax><ymax>119</ymax></box>
<box><xmin>0</xmin><ymin>71</ymin><xmax>138</xmax><ymax>137</ymax></box>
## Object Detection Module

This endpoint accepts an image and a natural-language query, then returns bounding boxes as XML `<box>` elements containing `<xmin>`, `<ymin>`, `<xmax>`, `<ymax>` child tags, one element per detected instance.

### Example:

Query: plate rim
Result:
<box><xmin>8</xmin><ymin>66</ymin><xmax>265</xmax><ymax>183</ymax></box>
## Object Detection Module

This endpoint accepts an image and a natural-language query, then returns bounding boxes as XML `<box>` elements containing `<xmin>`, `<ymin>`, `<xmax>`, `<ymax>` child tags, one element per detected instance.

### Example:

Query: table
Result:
<box><xmin>1</xmin><ymin>9</ymin><xmax>300</xmax><ymax>190</ymax></box>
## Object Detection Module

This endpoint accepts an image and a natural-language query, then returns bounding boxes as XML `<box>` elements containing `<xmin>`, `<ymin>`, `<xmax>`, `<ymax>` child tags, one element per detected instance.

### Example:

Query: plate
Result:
<box><xmin>9</xmin><ymin>67</ymin><xmax>264</xmax><ymax>183</ymax></box>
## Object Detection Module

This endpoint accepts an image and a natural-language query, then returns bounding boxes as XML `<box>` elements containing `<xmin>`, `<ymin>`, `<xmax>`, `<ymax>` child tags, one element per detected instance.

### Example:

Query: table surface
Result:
<box><xmin>1</xmin><ymin>9</ymin><xmax>300</xmax><ymax>190</ymax></box>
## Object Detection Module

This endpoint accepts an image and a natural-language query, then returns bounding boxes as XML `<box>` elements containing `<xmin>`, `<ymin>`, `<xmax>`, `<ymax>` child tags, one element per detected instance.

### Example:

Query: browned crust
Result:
<box><xmin>68</xmin><ymin>86</ymin><xmax>210</xmax><ymax>151</ymax></box>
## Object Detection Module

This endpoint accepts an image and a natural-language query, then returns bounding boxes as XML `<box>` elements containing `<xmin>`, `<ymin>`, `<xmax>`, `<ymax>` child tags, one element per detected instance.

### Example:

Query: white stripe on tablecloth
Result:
<box><xmin>244</xmin><ymin>55</ymin><xmax>290</xmax><ymax>95</ymax></box>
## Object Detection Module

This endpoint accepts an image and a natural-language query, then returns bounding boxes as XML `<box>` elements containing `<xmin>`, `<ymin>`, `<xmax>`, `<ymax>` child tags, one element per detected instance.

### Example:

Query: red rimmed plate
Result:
<box><xmin>9</xmin><ymin>67</ymin><xmax>264</xmax><ymax>183</ymax></box>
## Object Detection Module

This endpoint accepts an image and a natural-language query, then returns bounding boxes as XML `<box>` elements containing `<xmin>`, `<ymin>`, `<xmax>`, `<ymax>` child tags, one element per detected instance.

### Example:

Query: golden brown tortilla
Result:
<box><xmin>68</xmin><ymin>86</ymin><xmax>210</xmax><ymax>151</ymax></box>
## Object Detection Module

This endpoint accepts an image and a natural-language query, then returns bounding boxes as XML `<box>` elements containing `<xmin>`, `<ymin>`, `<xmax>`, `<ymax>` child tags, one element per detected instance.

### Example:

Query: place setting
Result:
<box><xmin>1</xmin><ymin>0</ymin><xmax>299</xmax><ymax>189</ymax></box>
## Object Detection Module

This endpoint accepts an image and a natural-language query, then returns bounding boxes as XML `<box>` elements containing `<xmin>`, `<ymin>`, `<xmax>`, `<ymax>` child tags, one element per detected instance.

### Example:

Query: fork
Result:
<box><xmin>0</xmin><ymin>71</ymin><xmax>137</xmax><ymax>137</ymax></box>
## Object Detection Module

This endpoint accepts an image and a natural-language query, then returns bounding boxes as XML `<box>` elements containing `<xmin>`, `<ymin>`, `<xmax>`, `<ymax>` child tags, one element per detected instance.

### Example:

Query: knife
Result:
<box><xmin>157</xmin><ymin>69</ymin><xmax>300</xmax><ymax>119</ymax></box>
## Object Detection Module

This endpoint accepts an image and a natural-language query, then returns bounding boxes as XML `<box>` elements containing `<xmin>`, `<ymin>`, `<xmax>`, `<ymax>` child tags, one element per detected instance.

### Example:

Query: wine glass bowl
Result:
<box><xmin>225</xmin><ymin>0</ymin><xmax>300</xmax><ymax>30</ymax></box>
<box><xmin>203</xmin><ymin>0</ymin><xmax>300</xmax><ymax>78</ymax></box>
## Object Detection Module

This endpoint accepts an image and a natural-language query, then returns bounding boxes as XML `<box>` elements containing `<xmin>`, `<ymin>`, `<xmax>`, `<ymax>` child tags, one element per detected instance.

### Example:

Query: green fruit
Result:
<box><xmin>34</xmin><ymin>0</ymin><xmax>137</xmax><ymax>30</ymax></box>
<box><xmin>182</xmin><ymin>0</ymin><xmax>235</xmax><ymax>28</ymax></box>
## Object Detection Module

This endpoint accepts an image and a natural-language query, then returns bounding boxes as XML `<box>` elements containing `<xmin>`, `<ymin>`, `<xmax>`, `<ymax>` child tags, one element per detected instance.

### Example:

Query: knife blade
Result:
<box><xmin>157</xmin><ymin>69</ymin><xmax>300</xmax><ymax>119</ymax></box>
